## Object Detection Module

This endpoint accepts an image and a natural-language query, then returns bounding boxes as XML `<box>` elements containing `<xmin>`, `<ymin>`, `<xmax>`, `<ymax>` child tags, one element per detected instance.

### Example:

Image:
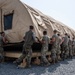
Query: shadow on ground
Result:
<box><xmin>0</xmin><ymin>58</ymin><xmax>74</xmax><ymax>75</ymax></box>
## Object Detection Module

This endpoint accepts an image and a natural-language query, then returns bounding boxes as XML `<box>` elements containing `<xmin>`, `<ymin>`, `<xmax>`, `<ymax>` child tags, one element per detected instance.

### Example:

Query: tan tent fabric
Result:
<box><xmin>0</xmin><ymin>0</ymin><xmax>75</xmax><ymax>43</ymax></box>
<box><xmin>33</xmin><ymin>14</ymin><xmax>47</xmax><ymax>29</ymax></box>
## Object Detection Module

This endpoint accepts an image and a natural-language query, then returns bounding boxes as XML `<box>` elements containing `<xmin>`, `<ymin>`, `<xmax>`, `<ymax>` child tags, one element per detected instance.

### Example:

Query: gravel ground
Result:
<box><xmin>0</xmin><ymin>57</ymin><xmax>75</xmax><ymax>75</ymax></box>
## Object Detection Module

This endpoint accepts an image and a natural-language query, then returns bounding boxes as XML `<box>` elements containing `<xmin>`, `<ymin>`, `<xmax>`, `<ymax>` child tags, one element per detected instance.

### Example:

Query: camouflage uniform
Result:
<box><xmin>61</xmin><ymin>35</ymin><xmax>69</xmax><ymax>59</ymax></box>
<box><xmin>16</xmin><ymin>30</ymin><xmax>37</xmax><ymax>66</ymax></box>
<box><xmin>0</xmin><ymin>34</ymin><xmax>4</xmax><ymax>62</ymax></box>
<box><xmin>72</xmin><ymin>39</ymin><xmax>75</xmax><ymax>55</ymax></box>
<box><xmin>51</xmin><ymin>34</ymin><xmax>59</xmax><ymax>63</ymax></box>
<box><xmin>68</xmin><ymin>38</ymin><xmax>73</xmax><ymax>58</ymax></box>
<box><xmin>41</xmin><ymin>35</ymin><xmax>50</xmax><ymax>65</ymax></box>
<box><xmin>56</xmin><ymin>36</ymin><xmax>61</xmax><ymax>60</ymax></box>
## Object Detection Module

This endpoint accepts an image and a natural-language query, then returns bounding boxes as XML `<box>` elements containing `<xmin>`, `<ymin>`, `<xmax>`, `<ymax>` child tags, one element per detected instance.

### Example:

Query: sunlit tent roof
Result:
<box><xmin>0</xmin><ymin>0</ymin><xmax>75</xmax><ymax>43</ymax></box>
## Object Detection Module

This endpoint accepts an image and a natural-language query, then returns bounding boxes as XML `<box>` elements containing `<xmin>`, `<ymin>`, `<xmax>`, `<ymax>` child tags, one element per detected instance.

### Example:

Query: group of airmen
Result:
<box><xmin>0</xmin><ymin>25</ymin><xmax>75</xmax><ymax>68</ymax></box>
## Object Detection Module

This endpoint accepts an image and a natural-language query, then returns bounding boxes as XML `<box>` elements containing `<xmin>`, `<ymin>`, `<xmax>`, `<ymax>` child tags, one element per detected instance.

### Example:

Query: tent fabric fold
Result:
<box><xmin>0</xmin><ymin>0</ymin><xmax>75</xmax><ymax>43</ymax></box>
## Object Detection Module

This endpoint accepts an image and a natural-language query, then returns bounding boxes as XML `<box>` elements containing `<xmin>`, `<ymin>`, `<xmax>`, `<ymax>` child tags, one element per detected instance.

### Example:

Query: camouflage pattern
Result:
<box><xmin>56</xmin><ymin>36</ymin><xmax>62</xmax><ymax>61</ymax></box>
<box><xmin>72</xmin><ymin>39</ymin><xmax>75</xmax><ymax>55</ymax></box>
<box><xmin>68</xmin><ymin>38</ymin><xmax>73</xmax><ymax>58</ymax></box>
<box><xmin>62</xmin><ymin>45</ymin><xmax>69</xmax><ymax>58</ymax></box>
<box><xmin>57</xmin><ymin>36</ymin><xmax>61</xmax><ymax>55</ymax></box>
<box><xmin>41</xmin><ymin>35</ymin><xmax>50</xmax><ymax>64</ymax></box>
<box><xmin>61</xmin><ymin>35</ymin><xmax>69</xmax><ymax>59</ymax></box>
<box><xmin>51</xmin><ymin>34</ymin><xmax>59</xmax><ymax>62</ymax></box>
<box><xmin>16</xmin><ymin>47</ymin><xmax>32</xmax><ymax>65</ymax></box>
<box><xmin>16</xmin><ymin>30</ymin><xmax>37</xmax><ymax>66</ymax></box>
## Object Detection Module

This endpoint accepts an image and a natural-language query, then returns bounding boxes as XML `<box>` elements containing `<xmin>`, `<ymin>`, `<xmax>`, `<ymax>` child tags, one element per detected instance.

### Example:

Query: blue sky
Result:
<box><xmin>21</xmin><ymin>0</ymin><xmax>75</xmax><ymax>30</ymax></box>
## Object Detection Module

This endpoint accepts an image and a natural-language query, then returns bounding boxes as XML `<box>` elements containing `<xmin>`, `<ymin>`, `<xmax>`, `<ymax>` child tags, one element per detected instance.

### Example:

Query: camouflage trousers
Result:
<box><xmin>69</xmin><ymin>45</ymin><xmax>73</xmax><ymax>56</ymax></box>
<box><xmin>61</xmin><ymin>45</ymin><xmax>69</xmax><ymax>59</ymax></box>
<box><xmin>56</xmin><ymin>45</ymin><xmax>61</xmax><ymax>61</ymax></box>
<box><xmin>16</xmin><ymin>46</ymin><xmax>32</xmax><ymax>66</ymax></box>
<box><xmin>41</xmin><ymin>47</ymin><xmax>49</xmax><ymax>64</ymax></box>
<box><xmin>51</xmin><ymin>46</ymin><xmax>57</xmax><ymax>60</ymax></box>
<box><xmin>57</xmin><ymin>45</ymin><xmax>61</xmax><ymax>55</ymax></box>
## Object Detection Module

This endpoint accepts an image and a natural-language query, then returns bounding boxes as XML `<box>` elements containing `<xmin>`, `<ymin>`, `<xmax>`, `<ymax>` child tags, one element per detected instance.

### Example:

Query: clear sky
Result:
<box><xmin>21</xmin><ymin>0</ymin><xmax>75</xmax><ymax>30</ymax></box>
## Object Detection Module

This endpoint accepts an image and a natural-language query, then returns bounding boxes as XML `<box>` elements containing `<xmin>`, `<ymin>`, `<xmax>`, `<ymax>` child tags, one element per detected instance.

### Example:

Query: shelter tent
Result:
<box><xmin>0</xmin><ymin>0</ymin><xmax>75</xmax><ymax>43</ymax></box>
